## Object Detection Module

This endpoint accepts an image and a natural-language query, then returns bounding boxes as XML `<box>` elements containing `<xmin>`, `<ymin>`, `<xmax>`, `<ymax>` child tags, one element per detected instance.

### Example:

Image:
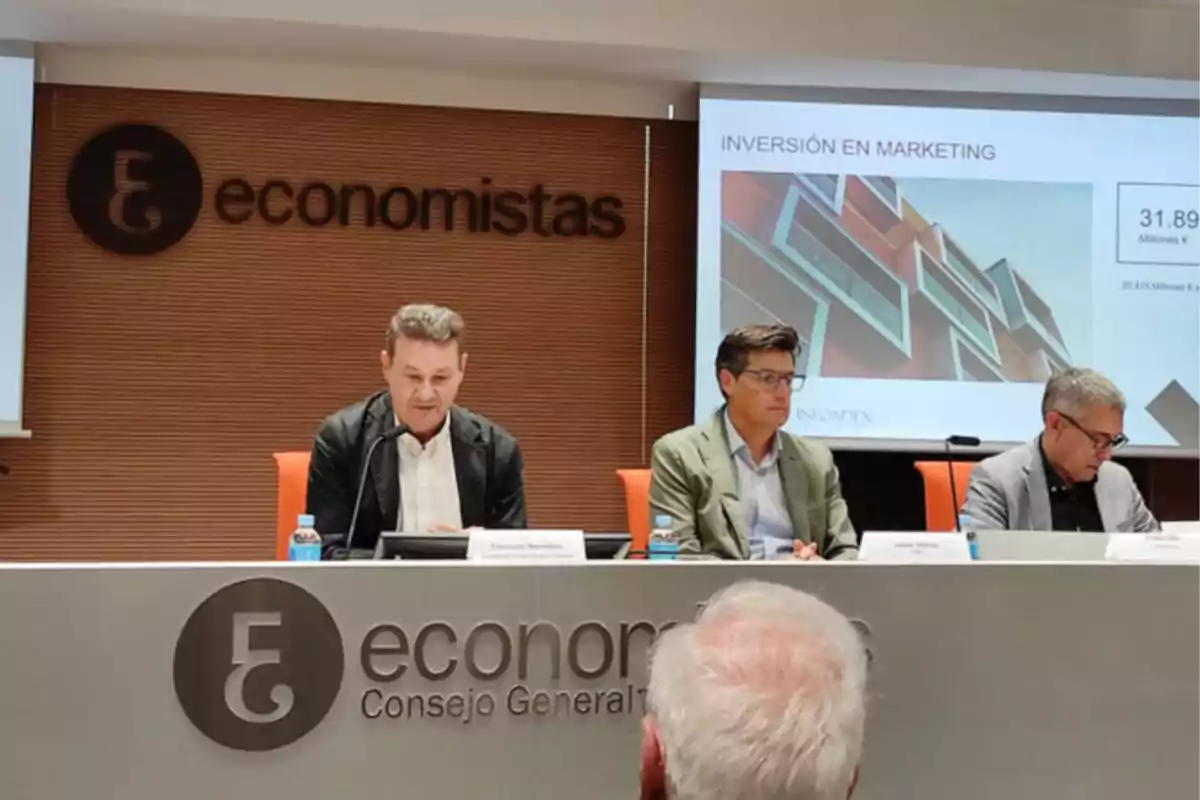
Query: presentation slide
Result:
<box><xmin>0</xmin><ymin>52</ymin><xmax>33</xmax><ymax>436</ymax></box>
<box><xmin>698</xmin><ymin>89</ymin><xmax>1200</xmax><ymax>455</ymax></box>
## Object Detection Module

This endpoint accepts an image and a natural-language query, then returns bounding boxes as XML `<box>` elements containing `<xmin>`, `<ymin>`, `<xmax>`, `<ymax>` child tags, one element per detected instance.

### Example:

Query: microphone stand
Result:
<box><xmin>943</xmin><ymin>435</ymin><xmax>980</xmax><ymax>533</ymax></box>
<box><xmin>345</xmin><ymin>424</ymin><xmax>410</xmax><ymax>555</ymax></box>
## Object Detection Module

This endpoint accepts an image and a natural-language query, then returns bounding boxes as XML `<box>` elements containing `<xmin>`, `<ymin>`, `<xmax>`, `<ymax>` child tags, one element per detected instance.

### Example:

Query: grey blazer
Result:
<box><xmin>961</xmin><ymin>438</ymin><xmax>1159</xmax><ymax>533</ymax></box>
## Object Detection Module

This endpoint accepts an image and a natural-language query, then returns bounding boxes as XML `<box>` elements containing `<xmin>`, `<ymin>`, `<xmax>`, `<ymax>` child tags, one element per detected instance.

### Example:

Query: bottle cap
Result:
<box><xmin>653</xmin><ymin>514</ymin><xmax>673</xmax><ymax>528</ymax></box>
<box><xmin>297</xmin><ymin>513</ymin><xmax>316</xmax><ymax>528</ymax></box>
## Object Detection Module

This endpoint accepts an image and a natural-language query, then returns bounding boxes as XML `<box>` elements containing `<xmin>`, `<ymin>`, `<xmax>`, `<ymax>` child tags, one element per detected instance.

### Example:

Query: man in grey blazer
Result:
<box><xmin>962</xmin><ymin>367</ymin><xmax>1158</xmax><ymax>533</ymax></box>
<box><xmin>649</xmin><ymin>324</ymin><xmax>858</xmax><ymax>560</ymax></box>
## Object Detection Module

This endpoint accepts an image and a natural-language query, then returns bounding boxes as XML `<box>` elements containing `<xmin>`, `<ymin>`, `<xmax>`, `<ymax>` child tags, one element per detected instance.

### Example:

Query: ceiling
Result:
<box><xmin>4</xmin><ymin>0</ymin><xmax>1198</xmax><ymax>84</ymax></box>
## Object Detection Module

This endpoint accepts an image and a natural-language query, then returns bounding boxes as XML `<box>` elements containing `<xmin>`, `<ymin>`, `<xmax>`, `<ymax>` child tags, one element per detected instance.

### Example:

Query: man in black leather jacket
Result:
<box><xmin>306</xmin><ymin>304</ymin><xmax>526</xmax><ymax>558</ymax></box>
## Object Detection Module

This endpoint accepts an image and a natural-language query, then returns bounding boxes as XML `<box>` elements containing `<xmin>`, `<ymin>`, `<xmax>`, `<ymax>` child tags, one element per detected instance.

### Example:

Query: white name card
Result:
<box><xmin>1160</xmin><ymin>520</ymin><xmax>1200</xmax><ymax>535</ymax></box>
<box><xmin>859</xmin><ymin>531</ymin><xmax>973</xmax><ymax>563</ymax></box>
<box><xmin>467</xmin><ymin>530</ymin><xmax>587</xmax><ymax>564</ymax></box>
<box><xmin>1104</xmin><ymin>532</ymin><xmax>1200</xmax><ymax>563</ymax></box>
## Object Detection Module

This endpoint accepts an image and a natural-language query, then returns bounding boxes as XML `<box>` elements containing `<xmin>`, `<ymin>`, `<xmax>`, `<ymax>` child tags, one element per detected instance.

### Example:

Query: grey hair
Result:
<box><xmin>1041</xmin><ymin>367</ymin><xmax>1125</xmax><ymax>418</ymax></box>
<box><xmin>385</xmin><ymin>304</ymin><xmax>465</xmax><ymax>356</ymax></box>
<box><xmin>646</xmin><ymin>581</ymin><xmax>868</xmax><ymax>800</ymax></box>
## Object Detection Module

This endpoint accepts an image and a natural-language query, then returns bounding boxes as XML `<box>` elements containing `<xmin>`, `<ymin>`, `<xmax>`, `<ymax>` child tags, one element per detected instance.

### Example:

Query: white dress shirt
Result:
<box><xmin>396</xmin><ymin>416</ymin><xmax>462</xmax><ymax>533</ymax></box>
<box><xmin>724</xmin><ymin>411</ymin><xmax>795</xmax><ymax>560</ymax></box>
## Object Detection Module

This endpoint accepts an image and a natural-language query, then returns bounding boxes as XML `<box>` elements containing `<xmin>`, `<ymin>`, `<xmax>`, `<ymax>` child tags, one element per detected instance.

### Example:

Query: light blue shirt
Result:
<box><xmin>724</xmin><ymin>411</ymin><xmax>795</xmax><ymax>560</ymax></box>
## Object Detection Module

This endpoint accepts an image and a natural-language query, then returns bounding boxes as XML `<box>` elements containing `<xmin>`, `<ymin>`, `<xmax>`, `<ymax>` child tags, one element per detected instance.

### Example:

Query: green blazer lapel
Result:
<box><xmin>699</xmin><ymin>410</ymin><xmax>751</xmax><ymax>559</ymax></box>
<box><xmin>779</xmin><ymin>435</ymin><xmax>813</xmax><ymax>545</ymax></box>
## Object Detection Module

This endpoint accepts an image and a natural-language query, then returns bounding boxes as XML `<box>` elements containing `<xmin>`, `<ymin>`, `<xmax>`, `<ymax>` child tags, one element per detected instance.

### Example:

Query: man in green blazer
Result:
<box><xmin>649</xmin><ymin>324</ymin><xmax>858</xmax><ymax>560</ymax></box>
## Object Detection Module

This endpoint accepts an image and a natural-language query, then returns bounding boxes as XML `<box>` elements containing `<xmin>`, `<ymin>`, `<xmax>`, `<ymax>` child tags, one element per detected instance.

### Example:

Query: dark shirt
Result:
<box><xmin>1039</xmin><ymin>438</ymin><xmax>1104</xmax><ymax>532</ymax></box>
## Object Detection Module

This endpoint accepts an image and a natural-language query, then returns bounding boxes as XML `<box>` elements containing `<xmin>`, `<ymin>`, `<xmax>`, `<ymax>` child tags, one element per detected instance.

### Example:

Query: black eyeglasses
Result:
<box><xmin>1057</xmin><ymin>411</ymin><xmax>1128</xmax><ymax>451</ymax></box>
<box><xmin>741</xmin><ymin>369</ymin><xmax>807</xmax><ymax>393</ymax></box>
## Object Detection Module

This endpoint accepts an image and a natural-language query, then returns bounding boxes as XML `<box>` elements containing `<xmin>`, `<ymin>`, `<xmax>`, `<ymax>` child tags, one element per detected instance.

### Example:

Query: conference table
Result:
<box><xmin>1</xmin><ymin>560</ymin><xmax>1197</xmax><ymax>799</ymax></box>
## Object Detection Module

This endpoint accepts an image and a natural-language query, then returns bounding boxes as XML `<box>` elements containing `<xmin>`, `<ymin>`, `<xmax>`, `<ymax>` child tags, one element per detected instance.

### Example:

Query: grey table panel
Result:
<box><xmin>0</xmin><ymin>562</ymin><xmax>1196</xmax><ymax>799</ymax></box>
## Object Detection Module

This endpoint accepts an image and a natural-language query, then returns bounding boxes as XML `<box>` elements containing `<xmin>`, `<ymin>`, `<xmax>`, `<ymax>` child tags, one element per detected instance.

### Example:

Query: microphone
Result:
<box><xmin>943</xmin><ymin>435</ymin><xmax>980</xmax><ymax>532</ymax></box>
<box><xmin>345</xmin><ymin>423</ymin><xmax>410</xmax><ymax>554</ymax></box>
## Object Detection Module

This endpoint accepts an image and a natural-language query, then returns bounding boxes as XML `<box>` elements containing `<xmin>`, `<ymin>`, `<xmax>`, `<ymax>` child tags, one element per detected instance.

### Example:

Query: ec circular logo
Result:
<box><xmin>67</xmin><ymin>123</ymin><xmax>203</xmax><ymax>255</ymax></box>
<box><xmin>173</xmin><ymin>578</ymin><xmax>344</xmax><ymax>752</ymax></box>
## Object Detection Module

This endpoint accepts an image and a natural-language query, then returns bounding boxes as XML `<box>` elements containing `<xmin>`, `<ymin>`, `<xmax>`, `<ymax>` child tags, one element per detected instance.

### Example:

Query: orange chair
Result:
<box><xmin>913</xmin><ymin>460</ymin><xmax>977</xmax><ymax>532</ymax></box>
<box><xmin>273</xmin><ymin>451</ymin><xmax>312</xmax><ymax>560</ymax></box>
<box><xmin>616</xmin><ymin>468</ymin><xmax>653</xmax><ymax>556</ymax></box>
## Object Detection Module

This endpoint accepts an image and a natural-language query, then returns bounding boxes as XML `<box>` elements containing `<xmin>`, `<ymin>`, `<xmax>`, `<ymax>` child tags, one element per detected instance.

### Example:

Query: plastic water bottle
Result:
<box><xmin>959</xmin><ymin>514</ymin><xmax>979</xmax><ymax>561</ymax></box>
<box><xmin>647</xmin><ymin>514</ymin><xmax>680</xmax><ymax>561</ymax></box>
<box><xmin>288</xmin><ymin>513</ymin><xmax>322</xmax><ymax>562</ymax></box>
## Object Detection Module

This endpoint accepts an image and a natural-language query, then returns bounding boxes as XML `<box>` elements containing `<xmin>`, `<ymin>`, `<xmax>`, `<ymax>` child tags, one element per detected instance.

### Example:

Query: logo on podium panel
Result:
<box><xmin>173</xmin><ymin>578</ymin><xmax>344</xmax><ymax>751</ymax></box>
<box><xmin>67</xmin><ymin>123</ymin><xmax>204</xmax><ymax>256</ymax></box>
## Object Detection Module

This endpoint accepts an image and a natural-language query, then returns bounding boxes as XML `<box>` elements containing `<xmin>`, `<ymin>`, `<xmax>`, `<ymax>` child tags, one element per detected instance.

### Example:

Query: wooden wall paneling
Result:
<box><xmin>644</xmin><ymin>120</ymin><xmax>698</xmax><ymax>455</ymax></box>
<box><xmin>1</xmin><ymin>85</ymin><xmax>653</xmax><ymax>559</ymax></box>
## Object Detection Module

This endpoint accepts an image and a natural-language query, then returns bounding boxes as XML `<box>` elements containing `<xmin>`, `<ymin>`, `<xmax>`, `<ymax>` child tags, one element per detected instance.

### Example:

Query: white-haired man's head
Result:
<box><xmin>1040</xmin><ymin>367</ymin><xmax>1128</xmax><ymax>484</ymax></box>
<box><xmin>640</xmin><ymin>581</ymin><xmax>868</xmax><ymax>800</ymax></box>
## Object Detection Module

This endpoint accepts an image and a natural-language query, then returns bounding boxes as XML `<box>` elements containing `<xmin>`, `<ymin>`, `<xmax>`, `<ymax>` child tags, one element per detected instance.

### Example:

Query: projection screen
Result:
<box><xmin>697</xmin><ymin>84</ymin><xmax>1200</xmax><ymax>456</ymax></box>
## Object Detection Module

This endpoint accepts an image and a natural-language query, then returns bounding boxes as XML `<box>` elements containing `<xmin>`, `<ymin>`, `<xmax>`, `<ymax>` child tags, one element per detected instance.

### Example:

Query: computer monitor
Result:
<box><xmin>377</xmin><ymin>532</ymin><xmax>631</xmax><ymax>561</ymax></box>
<box><xmin>581</xmin><ymin>533</ymin><xmax>631</xmax><ymax>560</ymax></box>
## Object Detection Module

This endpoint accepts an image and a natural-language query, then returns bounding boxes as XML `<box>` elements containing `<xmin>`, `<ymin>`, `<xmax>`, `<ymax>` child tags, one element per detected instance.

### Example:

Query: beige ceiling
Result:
<box><xmin>4</xmin><ymin>0</ymin><xmax>1198</xmax><ymax>82</ymax></box>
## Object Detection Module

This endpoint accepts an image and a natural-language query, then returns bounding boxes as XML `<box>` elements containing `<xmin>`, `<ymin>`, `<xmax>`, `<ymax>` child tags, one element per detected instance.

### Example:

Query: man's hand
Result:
<box><xmin>791</xmin><ymin>541</ymin><xmax>823</xmax><ymax>561</ymax></box>
<box><xmin>427</xmin><ymin>523</ymin><xmax>484</xmax><ymax>533</ymax></box>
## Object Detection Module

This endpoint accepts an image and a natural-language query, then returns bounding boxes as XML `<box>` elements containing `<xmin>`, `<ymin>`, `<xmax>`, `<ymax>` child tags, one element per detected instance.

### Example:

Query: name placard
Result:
<box><xmin>1104</xmin><ymin>532</ymin><xmax>1200</xmax><ymax>563</ymax></box>
<box><xmin>467</xmin><ymin>530</ymin><xmax>587</xmax><ymax>564</ymax></box>
<box><xmin>860</xmin><ymin>532</ymin><xmax>973</xmax><ymax>563</ymax></box>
